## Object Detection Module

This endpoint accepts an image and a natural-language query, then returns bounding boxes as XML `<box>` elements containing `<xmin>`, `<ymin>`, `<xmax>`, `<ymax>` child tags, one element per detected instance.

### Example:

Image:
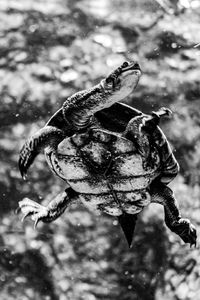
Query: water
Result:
<box><xmin>0</xmin><ymin>0</ymin><xmax>200</xmax><ymax>299</ymax></box>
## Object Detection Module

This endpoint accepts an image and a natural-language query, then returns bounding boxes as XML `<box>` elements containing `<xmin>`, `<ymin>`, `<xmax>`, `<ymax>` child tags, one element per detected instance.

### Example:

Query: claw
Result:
<box><xmin>22</xmin><ymin>173</ymin><xmax>27</xmax><ymax>181</ymax></box>
<box><xmin>15</xmin><ymin>206</ymin><xmax>22</xmax><ymax>215</ymax></box>
<box><xmin>21</xmin><ymin>212</ymin><xmax>32</xmax><ymax>223</ymax></box>
<box><xmin>189</xmin><ymin>226</ymin><xmax>197</xmax><ymax>248</ymax></box>
<box><xmin>171</xmin><ymin>218</ymin><xmax>197</xmax><ymax>246</ymax></box>
<box><xmin>18</xmin><ymin>156</ymin><xmax>27</xmax><ymax>180</ymax></box>
<box><xmin>34</xmin><ymin>218</ymin><xmax>40</xmax><ymax>230</ymax></box>
<box><xmin>190</xmin><ymin>241</ymin><xmax>196</xmax><ymax>248</ymax></box>
<box><xmin>18</xmin><ymin>198</ymin><xmax>49</xmax><ymax>229</ymax></box>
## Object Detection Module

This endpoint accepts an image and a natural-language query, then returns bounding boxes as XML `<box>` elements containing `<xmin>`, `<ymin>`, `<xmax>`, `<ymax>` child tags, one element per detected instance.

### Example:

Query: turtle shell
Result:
<box><xmin>45</xmin><ymin>102</ymin><xmax>177</xmax><ymax>216</ymax></box>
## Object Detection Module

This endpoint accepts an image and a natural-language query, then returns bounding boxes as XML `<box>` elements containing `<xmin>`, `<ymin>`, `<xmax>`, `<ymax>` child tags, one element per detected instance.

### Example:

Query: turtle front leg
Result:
<box><xmin>150</xmin><ymin>181</ymin><xmax>197</xmax><ymax>247</ymax></box>
<box><xmin>19</xmin><ymin>126</ymin><xmax>65</xmax><ymax>179</ymax></box>
<box><xmin>142</xmin><ymin>107</ymin><xmax>172</xmax><ymax>133</ymax></box>
<box><xmin>18</xmin><ymin>188</ymin><xmax>79</xmax><ymax>228</ymax></box>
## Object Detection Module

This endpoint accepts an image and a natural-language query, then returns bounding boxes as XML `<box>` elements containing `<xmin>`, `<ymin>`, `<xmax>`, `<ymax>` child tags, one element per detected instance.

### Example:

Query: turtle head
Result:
<box><xmin>62</xmin><ymin>61</ymin><xmax>141</xmax><ymax>129</ymax></box>
<box><xmin>101</xmin><ymin>61</ymin><xmax>141</xmax><ymax>105</ymax></box>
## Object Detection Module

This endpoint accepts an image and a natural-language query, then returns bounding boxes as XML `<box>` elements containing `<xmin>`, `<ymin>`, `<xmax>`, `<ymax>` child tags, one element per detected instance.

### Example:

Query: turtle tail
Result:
<box><xmin>19</xmin><ymin>126</ymin><xmax>65</xmax><ymax>179</ymax></box>
<box><xmin>118</xmin><ymin>212</ymin><xmax>138</xmax><ymax>248</ymax></box>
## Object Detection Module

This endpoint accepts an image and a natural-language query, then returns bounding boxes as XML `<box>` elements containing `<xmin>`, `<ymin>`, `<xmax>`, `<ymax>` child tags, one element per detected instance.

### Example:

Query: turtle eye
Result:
<box><xmin>106</xmin><ymin>76</ymin><xmax>113</xmax><ymax>85</ymax></box>
<box><xmin>122</xmin><ymin>61</ymin><xmax>129</xmax><ymax>68</ymax></box>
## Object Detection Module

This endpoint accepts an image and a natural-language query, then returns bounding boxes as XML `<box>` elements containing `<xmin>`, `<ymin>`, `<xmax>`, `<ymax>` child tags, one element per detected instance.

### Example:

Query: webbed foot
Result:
<box><xmin>18</xmin><ymin>189</ymin><xmax>75</xmax><ymax>228</ymax></box>
<box><xmin>18</xmin><ymin>198</ymin><xmax>49</xmax><ymax>228</ymax></box>
<box><xmin>170</xmin><ymin>218</ymin><xmax>197</xmax><ymax>247</ymax></box>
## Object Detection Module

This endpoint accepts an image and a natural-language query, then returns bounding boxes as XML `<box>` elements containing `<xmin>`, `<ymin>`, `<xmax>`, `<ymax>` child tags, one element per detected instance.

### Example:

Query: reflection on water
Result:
<box><xmin>1</xmin><ymin>0</ymin><xmax>200</xmax><ymax>299</ymax></box>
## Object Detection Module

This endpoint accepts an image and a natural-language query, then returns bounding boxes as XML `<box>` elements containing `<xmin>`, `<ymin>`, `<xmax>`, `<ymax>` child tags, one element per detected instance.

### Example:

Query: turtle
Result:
<box><xmin>18</xmin><ymin>61</ymin><xmax>197</xmax><ymax>248</ymax></box>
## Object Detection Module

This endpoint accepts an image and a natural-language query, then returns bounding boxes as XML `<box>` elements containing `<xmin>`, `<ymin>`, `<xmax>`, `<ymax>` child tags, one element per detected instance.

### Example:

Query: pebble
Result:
<box><xmin>60</xmin><ymin>58</ymin><xmax>73</xmax><ymax>69</ymax></box>
<box><xmin>14</xmin><ymin>52</ymin><xmax>28</xmax><ymax>63</ymax></box>
<box><xmin>60</xmin><ymin>70</ymin><xmax>79</xmax><ymax>83</ymax></box>
<box><xmin>175</xmin><ymin>282</ymin><xmax>189</xmax><ymax>299</ymax></box>
<box><xmin>32</xmin><ymin>65</ymin><xmax>54</xmax><ymax>81</ymax></box>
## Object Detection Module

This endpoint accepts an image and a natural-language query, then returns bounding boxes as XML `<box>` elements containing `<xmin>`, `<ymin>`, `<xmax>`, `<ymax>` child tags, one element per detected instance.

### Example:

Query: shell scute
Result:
<box><xmin>90</xmin><ymin>128</ymin><xmax>113</xmax><ymax>143</ymax></box>
<box><xmin>80</xmin><ymin>190</ymin><xmax>151</xmax><ymax>216</ymax></box>
<box><xmin>71</xmin><ymin>132</ymin><xmax>90</xmax><ymax>147</ymax></box>
<box><xmin>110</xmin><ymin>154</ymin><xmax>157</xmax><ymax>177</ymax></box>
<box><xmin>68</xmin><ymin>177</ymin><xmax>109</xmax><ymax>194</ymax></box>
<box><xmin>80</xmin><ymin>140</ymin><xmax>112</xmax><ymax>170</ymax></box>
<box><xmin>111</xmin><ymin>136</ymin><xmax>135</xmax><ymax>155</ymax></box>
<box><xmin>57</xmin><ymin>156</ymin><xmax>90</xmax><ymax>180</ymax></box>
<box><xmin>57</xmin><ymin>137</ymin><xmax>78</xmax><ymax>156</ymax></box>
<box><xmin>47</xmin><ymin>125</ymin><xmax>164</xmax><ymax>216</ymax></box>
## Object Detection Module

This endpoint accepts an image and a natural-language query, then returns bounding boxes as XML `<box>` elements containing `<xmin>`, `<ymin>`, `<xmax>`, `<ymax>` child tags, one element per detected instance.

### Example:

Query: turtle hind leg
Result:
<box><xmin>150</xmin><ymin>180</ymin><xmax>197</xmax><ymax>247</ymax></box>
<box><xmin>18</xmin><ymin>188</ymin><xmax>78</xmax><ymax>228</ymax></box>
<box><xmin>19</xmin><ymin>126</ymin><xmax>65</xmax><ymax>179</ymax></box>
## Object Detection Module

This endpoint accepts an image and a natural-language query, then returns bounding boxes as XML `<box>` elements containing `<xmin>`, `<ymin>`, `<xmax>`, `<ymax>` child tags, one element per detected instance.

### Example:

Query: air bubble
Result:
<box><xmin>128</xmin><ymin>285</ymin><xmax>133</xmax><ymax>290</ymax></box>
<box><xmin>124</xmin><ymin>270</ymin><xmax>129</xmax><ymax>275</ymax></box>
<box><xmin>113</xmin><ymin>220</ymin><xmax>118</xmax><ymax>226</ymax></box>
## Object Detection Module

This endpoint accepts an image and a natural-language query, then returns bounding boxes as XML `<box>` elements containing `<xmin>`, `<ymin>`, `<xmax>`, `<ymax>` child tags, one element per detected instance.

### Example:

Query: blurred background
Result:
<box><xmin>0</xmin><ymin>0</ymin><xmax>200</xmax><ymax>299</ymax></box>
